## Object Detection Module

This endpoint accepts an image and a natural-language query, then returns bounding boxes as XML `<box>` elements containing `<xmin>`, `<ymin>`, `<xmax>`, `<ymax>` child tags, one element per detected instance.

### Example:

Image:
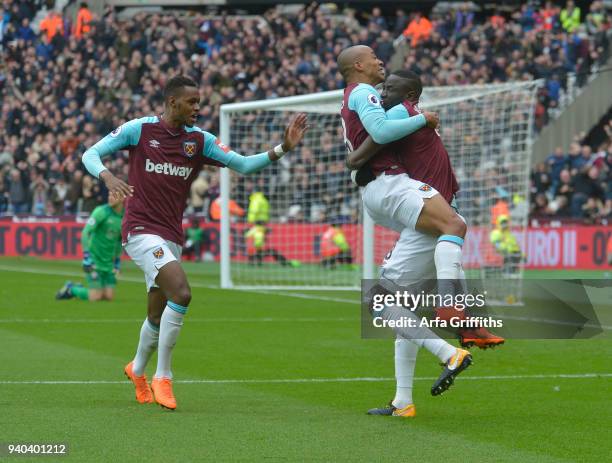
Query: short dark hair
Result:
<box><xmin>163</xmin><ymin>75</ymin><xmax>198</xmax><ymax>101</ymax></box>
<box><xmin>390</xmin><ymin>70</ymin><xmax>422</xmax><ymax>97</ymax></box>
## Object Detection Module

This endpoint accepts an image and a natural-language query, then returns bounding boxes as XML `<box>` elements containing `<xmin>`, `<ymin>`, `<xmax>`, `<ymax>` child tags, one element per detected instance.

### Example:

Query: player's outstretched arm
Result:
<box><xmin>204</xmin><ymin>114</ymin><xmax>308</xmax><ymax>175</ymax></box>
<box><xmin>349</xmin><ymin>85</ymin><xmax>428</xmax><ymax>144</ymax></box>
<box><xmin>346</xmin><ymin>109</ymin><xmax>439</xmax><ymax>170</ymax></box>
<box><xmin>346</xmin><ymin>105</ymin><xmax>439</xmax><ymax>169</ymax></box>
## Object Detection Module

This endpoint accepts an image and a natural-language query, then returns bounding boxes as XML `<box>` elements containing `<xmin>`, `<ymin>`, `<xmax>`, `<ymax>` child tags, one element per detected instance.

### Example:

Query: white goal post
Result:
<box><xmin>219</xmin><ymin>81</ymin><xmax>542</xmax><ymax>294</ymax></box>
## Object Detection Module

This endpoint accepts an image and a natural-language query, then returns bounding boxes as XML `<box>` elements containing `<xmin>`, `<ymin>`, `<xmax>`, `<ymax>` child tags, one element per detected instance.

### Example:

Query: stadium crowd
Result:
<box><xmin>0</xmin><ymin>0</ymin><xmax>610</xmax><ymax>223</ymax></box>
<box><xmin>530</xmin><ymin>115</ymin><xmax>611</xmax><ymax>223</ymax></box>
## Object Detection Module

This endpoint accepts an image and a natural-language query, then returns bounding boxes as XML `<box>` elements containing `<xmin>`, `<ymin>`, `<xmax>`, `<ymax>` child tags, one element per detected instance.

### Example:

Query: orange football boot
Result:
<box><xmin>435</xmin><ymin>307</ymin><xmax>505</xmax><ymax>350</ymax></box>
<box><xmin>459</xmin><ymin>328</ymin><xmax>505</xmax><ymax>350</ymax></box>
<box><xmin>151</xmin><ymin>377</ymin><xmax>177</xmax><ymax>410</ymax></box>
<box><xmin>124</xmin><ymin>361</ymin><xmax>153</xmax><ymax>404</ymax></box>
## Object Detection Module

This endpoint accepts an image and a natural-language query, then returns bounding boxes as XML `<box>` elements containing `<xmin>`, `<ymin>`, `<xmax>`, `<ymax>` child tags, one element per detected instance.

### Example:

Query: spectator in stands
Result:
<box><xmin>547</xmin><ymin>146</ymin><xmax>569</xmax><ymax>183</ymax></box>
<box><xmin>568</xmin><ymin>142</ymin><xmax>585</xmax><ymax>173</ymax></box>
<box><xmin>560</xmin><ymin>0</ymin><xmax>581</xmax><ymax>33</ymax></box>
<box><xmin>0</xmin><ymin>175</ymin><xmax>9</xmax><ymax>214</ymax></box>
<box><xmin>73</xmin><ymin>2</ymin><xmax>92</xmax><ymax>38</ymax></box>
<box><xmin>8</xmin><ymin>168</ymin><xmax>28</xmax><ymax>213</ymax></box>
<box><xmin>403</xmin><ymin>12</ymin><xmax>432</xmax><ymax>47</ymax></box>
<box><xmin>30</xmin><ymin>174</ymin><xmax>48</xmax><ymax>216</ymax></box>
<box><xmin>531</xmin><ymin>162</ymin><xmax>551</xmax><ymax>195</ymax></box>
<box><xmin>490</xmin><ymin>215</ymin><xmax>523</xmax><ymax>273</ymax></box>
<box><xmin>571</xmin><ymin>166</ymin><xmax>605</xmax><ymax>218</ymax></box>
<box><xmin>17</xmin><ymin>18</ymin><xmax>35</xmax><ymax>42</ymax></box>
<box><xmin>368</xmin><ymin>7</ymin><xmax>387</xmax><ymax>30</ymax></box>
<box><xmin>453</xmin><ymin>3</ymin><xmax>474</xmax><ymax>37</ymax></box>
<box><xmin>0</xmin><ymin>3</ymin><xmax>608</xmax><ymax>225</ymax></box>
<box><xmin>66</xmin><ymin>169</ymin><xmax>83</xmax><ymax>214</ymax></box>
<box><xmin>374</xmin><ymin>30</ymin><xmax>394</xmax><ymax>64</ymax></box>
<box><xmin>39</xmin><ymin>9</ymin><xmax>63</xmax><ymax>43</ymax></box>
<box><xmin>394</xmin><ymin>9</ymin><xmax>409</xmax><ymax>37</ymax></box>
<box><xmin>247</xmin><ymin>190</ymin><xmax>269</xmax><ymax>224</ymax></box>
<box><xmin>50</xmin><ymin>176</ymin><xmax>68</xmax><ymax>215</ymax></box>
<box><xmin>553</xmin><ymin>168</ymin><xmax>575</xmax><ymax>206</ymax></box>
<box><xmin>532</xmin><ymin>193</ymin><xmax>551</xmax><ymax>216</ymax></box>
<box><xmin>538</xmin><ymin>1</ymin><xmax>559</xmax><ymax>32</ymax></box>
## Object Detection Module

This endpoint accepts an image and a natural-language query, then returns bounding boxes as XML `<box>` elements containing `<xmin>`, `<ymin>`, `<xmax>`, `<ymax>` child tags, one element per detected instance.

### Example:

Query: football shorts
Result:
<box><xmin>124</xmin><ymin>233</ymin><xmax>182</xmax><ymax>291</ymax></box>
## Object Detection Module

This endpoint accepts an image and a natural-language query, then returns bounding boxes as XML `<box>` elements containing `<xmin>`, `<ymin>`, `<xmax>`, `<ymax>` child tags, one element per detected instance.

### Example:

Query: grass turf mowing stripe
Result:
<box><xmin>1</xmin><ymin>373</ymin><xmax>610</xmax><ymax>384</ymax></box>
<box><xmin>0</xmin><ymin>317</ymin><xmax>354</xmax><ymax>323</ymax></box>
<box><xmin>0</xmin><ymin>264</ymin><xmax>359</xmax><ymax>304</ymax></box>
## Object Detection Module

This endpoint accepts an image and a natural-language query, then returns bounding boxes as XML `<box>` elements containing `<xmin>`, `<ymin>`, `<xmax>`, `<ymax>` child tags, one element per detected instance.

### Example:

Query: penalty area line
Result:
<box><xmin>1</xmin><ymin>373</ymin><xmax>610</xmax><ymax>385</ymax></box>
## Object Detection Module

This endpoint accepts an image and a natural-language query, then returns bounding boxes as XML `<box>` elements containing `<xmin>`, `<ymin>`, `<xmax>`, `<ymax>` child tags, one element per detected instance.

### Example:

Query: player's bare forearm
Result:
<box><xmin>346</xmin><ymin>136</ymin><xmax>383</xmax><ymax>170</ymax></box>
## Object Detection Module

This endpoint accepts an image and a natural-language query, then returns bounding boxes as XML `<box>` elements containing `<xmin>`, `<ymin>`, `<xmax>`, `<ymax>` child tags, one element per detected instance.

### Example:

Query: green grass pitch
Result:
<box><xmin>0</xmin><ymin>257</ymin><xmax>610</xmax><ymax>462</ymax></box>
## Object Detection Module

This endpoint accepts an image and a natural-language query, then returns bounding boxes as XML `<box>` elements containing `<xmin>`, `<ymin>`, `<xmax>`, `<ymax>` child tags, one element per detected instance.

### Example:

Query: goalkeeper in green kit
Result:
<box><xmin>56</xmin><ymin>194</ymin><xmax>125</xmax><ymax>302</ymax></box>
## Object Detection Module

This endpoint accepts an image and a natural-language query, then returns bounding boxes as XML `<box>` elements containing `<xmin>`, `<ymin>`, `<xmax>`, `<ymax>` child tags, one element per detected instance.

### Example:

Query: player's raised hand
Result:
<box><xmin>282</xmin><ymin>113</ymin><xmax>309</xmax><ymax>152</ymax></box>
<box><xmin>424</xmin><ymin>111</ymin><xmax>439</xmax><ymax>129</ymax></box>
<box><xmin>100</xmin><ymin>170</ymin><xmax>134</xmax><ymax>199</ymax></box>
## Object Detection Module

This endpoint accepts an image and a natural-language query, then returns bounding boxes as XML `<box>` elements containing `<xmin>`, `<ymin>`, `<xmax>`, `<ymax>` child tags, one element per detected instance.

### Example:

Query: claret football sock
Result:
<box><xmin>132</xmin><ymin>318</ymin><xmax>160</xmax><ymax>376</ymax></box>
<box><xmin>393</xmin><ymin>338</ymin><xmax>418</xmax><ymax>409</ymax></box>
<box><xmin>155</xmin><ymin>301</ymin><xmax>187</xmax><ymax>379</ymax></box>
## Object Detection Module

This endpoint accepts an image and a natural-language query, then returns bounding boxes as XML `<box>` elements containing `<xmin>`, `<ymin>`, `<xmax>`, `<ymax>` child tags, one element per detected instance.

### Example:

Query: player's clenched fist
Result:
<box><xmin>424</xmin><ymin>111</ymin><xmax>439</xmax><ymax>129</ymax></box>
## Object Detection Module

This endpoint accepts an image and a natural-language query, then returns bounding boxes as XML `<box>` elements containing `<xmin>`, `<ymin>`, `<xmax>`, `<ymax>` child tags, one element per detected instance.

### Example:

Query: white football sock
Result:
<box><xmin>155</xmin><ymin>301</ymin><xmax>187</xmax><ymax>380</ymax></box>
<box><xmin>413</xmin><ymin>338</ymin><xmax>456</xmax><ymax>364</ymax></box>
<box><xmin>132</xmin><ymin>318</ymin><xmax>159</xmax><ymax>376</ymax></box>
<box><xmin>434</xmin><ymin>236</ymin><xmax>464</xmax><ymax>303</ymax></box>
<box><xmin>381</xmin><ymin>305</ymin><xmax>456</xmax><ymax>363</ymax></box>
<box><xmin>392</xmin><ymin>337</ymin><xmax>418</xmax><ymax>409</ymax></box>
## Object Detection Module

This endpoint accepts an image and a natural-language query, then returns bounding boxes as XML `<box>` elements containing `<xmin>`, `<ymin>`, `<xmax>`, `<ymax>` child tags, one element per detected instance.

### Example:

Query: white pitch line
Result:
<box><xmin>1</xmin><ymin>373</ymin><xmax>610</xmax><ymax>385</ymax></box>
<box><xmin>0</xmin><ymin>317</ymin><xmax>352</xmax><ymax>324</ymax></box>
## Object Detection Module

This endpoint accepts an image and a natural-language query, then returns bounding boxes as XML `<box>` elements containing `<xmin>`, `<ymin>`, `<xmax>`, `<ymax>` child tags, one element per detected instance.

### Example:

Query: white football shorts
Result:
<box><xmin>124</xmin><ymin>233</ymin><xmax>182</xmax><ymax>291</ymax></box>
<box><xmin>380</xmin><ymin>214</ymin><xmax>466</xmax><ymax>284</ymax></box>
<box><xmin>361</xmin><ymin>173</ymin><xmax>439</xmax><ymax>233</ymax></box>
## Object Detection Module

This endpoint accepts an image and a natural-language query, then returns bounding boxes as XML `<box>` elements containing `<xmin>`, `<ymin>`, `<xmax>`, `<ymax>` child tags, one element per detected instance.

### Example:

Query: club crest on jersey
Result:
<box><xmin>110</xmin><ymin>126</ymin><xmax>122</xmax><ymax>137</ymax></box>
<box><xmin>367</xmin><ymin>94</ymin><xmax>381</xmax><ymax>107</ymax></box>
<box><xmin>419</xmin><ymin>184</ymin><xmax>432</xmax><ymax>192</ymax></box>
<box><xmin>183</xmin><ymin>141</ymin><xmax>197</xmax><ymax>157</ymax></box>
<box><xmin>152</xmin><ymin>247</ymin><xmax>164</xmax><ymax>259</ymax></box>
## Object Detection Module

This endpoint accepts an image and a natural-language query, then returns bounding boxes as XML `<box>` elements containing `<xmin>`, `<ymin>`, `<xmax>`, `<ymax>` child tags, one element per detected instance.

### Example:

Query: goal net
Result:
<box><xmin>219</xmin><ymin>81</ymin><xmax>541</xmax><ymax>296</ymax></box>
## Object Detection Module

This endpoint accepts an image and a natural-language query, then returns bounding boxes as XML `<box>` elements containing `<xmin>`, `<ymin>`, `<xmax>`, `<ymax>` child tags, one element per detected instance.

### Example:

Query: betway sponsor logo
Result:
<box><xmin>145</xmin><ymin>158</ymin><xmax>193</xmax><ymax>180</ymax></box>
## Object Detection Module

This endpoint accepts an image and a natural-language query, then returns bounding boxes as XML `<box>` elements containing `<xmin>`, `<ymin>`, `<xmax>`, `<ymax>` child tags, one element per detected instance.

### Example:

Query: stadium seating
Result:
<box><xmin>530</xmin><ymin>114</ymin><xmax>611</xmax><ymax>223</ymax></box>
<box><xmin>0</xmin><ymin>1</ymin><xmax>609</xmax><ymax>221</ymax></box>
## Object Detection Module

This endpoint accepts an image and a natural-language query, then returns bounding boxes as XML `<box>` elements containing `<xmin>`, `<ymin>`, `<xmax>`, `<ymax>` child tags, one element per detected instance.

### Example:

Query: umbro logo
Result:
<box><xmin>149</xmin><ymin>139</ymin><xmax>161</xmax><ymax>149</ymax></box>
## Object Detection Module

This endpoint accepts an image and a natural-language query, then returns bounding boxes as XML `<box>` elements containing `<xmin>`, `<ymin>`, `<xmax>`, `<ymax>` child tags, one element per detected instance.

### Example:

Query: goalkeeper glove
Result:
<box><xmin>82</xmin><ymin>251</ymin><xmax>94</xmax><ymax>273</ymax></box>
<box><xmin>114</xmin><ymin>257</ymin><xmax>121</xmax><ymax>273</ymax></box>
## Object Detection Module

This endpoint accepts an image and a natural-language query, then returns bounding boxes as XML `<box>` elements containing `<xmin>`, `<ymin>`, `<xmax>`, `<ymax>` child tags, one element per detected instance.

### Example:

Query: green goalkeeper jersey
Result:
<box><xmin>82</xmin><ymin>204</ymin><xmax>124</xmax><ymax>273</ymax></box>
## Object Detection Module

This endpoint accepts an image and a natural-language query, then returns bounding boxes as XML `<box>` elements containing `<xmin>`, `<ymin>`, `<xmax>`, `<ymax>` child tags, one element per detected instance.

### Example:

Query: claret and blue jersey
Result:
<box><xmin>82</xmin><ymin>116</ymin><xmax>273</xmax><ymax>245</ymax></box>
<box><xmin>341</xmin><ymin>83</ymin><xmax>427</xmax><ymax>176</ymax></box>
